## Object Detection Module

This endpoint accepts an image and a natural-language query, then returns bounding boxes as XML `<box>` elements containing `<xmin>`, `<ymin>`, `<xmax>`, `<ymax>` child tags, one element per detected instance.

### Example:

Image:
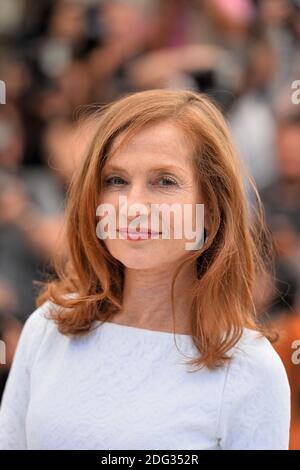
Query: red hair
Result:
<box><xmin>36</xmin><ymin>89</ymin><xmax>277</xmax><ymax>369</ymax></box>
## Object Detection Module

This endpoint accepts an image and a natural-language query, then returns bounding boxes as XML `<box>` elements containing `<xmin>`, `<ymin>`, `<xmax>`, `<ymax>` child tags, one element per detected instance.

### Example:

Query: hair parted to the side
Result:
<box><xmin>35</xmin><ymin>88</ymin><xmax>278</xmax><ymax>370</ymax></box>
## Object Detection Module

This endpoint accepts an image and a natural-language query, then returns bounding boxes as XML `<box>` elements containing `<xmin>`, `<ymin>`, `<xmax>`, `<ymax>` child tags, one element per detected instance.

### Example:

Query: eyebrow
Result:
<box><xmin>102</xmin><ymin>164</ymin><xmax>189</xmax><ymax>175</ymax></box>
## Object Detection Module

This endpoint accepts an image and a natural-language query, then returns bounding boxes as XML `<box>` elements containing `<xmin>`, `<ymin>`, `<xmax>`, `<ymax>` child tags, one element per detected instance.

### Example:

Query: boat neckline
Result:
<box><xmin>97</xmin><ymin>320</ymin><xmax>193</xmax><ymax>338</ymax></box>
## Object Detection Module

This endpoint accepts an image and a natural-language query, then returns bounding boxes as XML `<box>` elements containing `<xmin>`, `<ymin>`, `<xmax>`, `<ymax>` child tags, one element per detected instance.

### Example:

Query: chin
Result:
<box><xmin>105</xmin><ymin>240</ymin><xmax>187</xmax><ymax>270</ymax></box>
<box><xmin>105</xmin><ymin>244</ymin><xmax>164</xmax><ymax>270</ymax></box>
<box><xmin>117</xmin><ymin>255</ymin><xmax>161</xmax><ymax>271</ymax></box>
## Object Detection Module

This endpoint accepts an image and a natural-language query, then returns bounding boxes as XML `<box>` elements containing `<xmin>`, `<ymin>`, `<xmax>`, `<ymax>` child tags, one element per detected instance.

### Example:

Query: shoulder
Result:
<box><xmin>222</xmin><ymin>327</ymin><xmax>291</xmax><ymax>413</ymax></box>
<box><xmin>22</xmin><ymin>299</ymin><xmax>57</xmax><ymax>333</ymax></box>
<box><xmin>217</xmin><ymin>328</ymin><xmax>291</xmax><ymax>449</ymax></box>
<box><xmin>226</xmin><ymin>328</ymin><xmax>290</xmax><ymax>392</ymax></box>
<box><xmin>23</xmin><ymin>292</ymin><xmax>80</xmax><ymax>334</ymax></box>
<box><xmin>18</xmin><ymin>300</ymin><xmax>63</xmax><ymax>363</ymax></box>
<box><xmin>232</xmin><ymin>328</ymin><xmax>283</xmax><ymax>368</ymax></box>
<box><xmin>21</xmin><ymin>292</ymin><xmax>82</xmax><ymax>347</ymax></box>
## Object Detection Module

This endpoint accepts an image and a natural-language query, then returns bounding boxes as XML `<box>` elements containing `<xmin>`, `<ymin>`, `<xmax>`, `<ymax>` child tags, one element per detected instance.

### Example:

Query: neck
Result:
<box><xmin>114</xmin><ymin>261</ymin><xmax>197</xmax><ymax>334</ymax></box>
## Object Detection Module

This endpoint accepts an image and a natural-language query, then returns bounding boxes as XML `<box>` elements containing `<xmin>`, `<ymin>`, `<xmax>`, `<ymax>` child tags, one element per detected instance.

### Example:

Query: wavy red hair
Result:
<box><xmin>36</xmin><ymin>89</ymin><xmax>277</xmax><ymax>369</ymax></box>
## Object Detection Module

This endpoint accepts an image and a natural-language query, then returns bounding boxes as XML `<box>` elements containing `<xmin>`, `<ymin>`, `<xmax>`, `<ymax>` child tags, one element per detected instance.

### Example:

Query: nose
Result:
<box><xmin>127</xmin><ymin>181</ymin><xmax>152</xmax><ymax>210</ymax></box>
<box><xmin>119</xmin><ymin>181</ymin><xmax>152</xmax><ymax>224</ymax></box>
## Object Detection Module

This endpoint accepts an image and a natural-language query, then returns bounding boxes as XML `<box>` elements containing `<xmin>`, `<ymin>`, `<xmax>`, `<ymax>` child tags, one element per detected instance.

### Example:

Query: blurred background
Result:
<box><xmin>0</xmin><ymin>0</ymin><xmax>299</xmax><ymax>449</ymax></box>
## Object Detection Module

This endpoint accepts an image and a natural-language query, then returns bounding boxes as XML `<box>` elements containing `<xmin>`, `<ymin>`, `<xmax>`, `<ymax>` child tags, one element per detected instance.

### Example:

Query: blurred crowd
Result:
<box><xmin>0</xmin><ymin>0</ymin><xmax>299</xmax><ymax>449</ymax></box>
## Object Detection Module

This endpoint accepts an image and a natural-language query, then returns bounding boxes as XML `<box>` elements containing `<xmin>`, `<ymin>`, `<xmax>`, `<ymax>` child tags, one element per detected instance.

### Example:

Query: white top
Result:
<box><xmin>0</xmin><ymin>300</ymin><xmax>291</xmax><ymax>450</ymax></box>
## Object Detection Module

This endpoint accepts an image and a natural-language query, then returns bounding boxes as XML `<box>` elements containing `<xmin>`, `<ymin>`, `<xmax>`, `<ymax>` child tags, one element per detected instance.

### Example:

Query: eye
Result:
<box><xmin>104</xmin><ymin>176</ymin><xmax>127</xmax><ymax>187</ymax></box>
<box><xmin>156</xmin><ymin>176</ymin><xmax>178</xmax><ymax>189</ymax></box>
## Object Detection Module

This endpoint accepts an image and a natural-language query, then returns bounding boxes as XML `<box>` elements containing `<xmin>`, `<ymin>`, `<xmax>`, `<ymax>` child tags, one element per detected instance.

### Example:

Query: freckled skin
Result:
<box><xmin>99</xmin><ymin>122</ymin><xmax>204</xmax><ymax>270</ymax></box>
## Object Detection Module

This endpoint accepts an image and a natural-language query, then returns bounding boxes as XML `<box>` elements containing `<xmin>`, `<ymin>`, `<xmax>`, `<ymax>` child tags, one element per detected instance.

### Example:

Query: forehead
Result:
<box><xmin>107</xmin><ymin>121</ymin><xmax>194</xmax><ymax>166</ymax></box>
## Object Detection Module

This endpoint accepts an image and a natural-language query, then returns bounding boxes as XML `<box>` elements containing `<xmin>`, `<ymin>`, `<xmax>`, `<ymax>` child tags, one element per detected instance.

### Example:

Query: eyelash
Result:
<box><xmin>104</xmin><ymin>175</ymin><xmax>179</xmax><ymax>189</ymax></box>
<box><xmin>104</xmin><ymin>176</ymin><xmax>126</xmax><ymax>186</ymax></box>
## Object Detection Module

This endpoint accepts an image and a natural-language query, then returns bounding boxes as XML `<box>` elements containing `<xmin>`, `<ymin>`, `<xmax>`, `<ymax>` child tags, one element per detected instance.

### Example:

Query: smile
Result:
<box><xmin>116</xmin><ymin>228</ymin><xmax>162</xmax><ymax>241</ymax></box>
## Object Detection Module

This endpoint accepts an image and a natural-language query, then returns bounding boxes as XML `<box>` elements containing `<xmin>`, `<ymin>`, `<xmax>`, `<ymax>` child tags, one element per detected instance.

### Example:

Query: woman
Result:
<box><xmin>0</xmin><ymin>89</ymin><xmax>291</xmax><ymax>450</ymax></box>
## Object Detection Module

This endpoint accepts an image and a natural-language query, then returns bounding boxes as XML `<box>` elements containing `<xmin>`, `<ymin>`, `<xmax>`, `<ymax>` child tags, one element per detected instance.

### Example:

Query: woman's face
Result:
<box><xmin>98</xmin><ymin>121</ymin><xmax>204</xmax><ymax>270</ymax></box>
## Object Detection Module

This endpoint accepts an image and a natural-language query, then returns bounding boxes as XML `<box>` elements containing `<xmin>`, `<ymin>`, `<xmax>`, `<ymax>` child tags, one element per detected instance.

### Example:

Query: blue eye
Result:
<box><xmin>104</xmin><ymin>176</ymin><xmax>127</xmax><ymax>186</ymax></box>
<box><xmin>157</xmin><ymin>176</ymin><xmax>178</xmax><ymax>188</ymax></box>
<box><xmin>103</xmin><ymin>175</ymin><xmax>178</xmax><ymax>189</ymax></box>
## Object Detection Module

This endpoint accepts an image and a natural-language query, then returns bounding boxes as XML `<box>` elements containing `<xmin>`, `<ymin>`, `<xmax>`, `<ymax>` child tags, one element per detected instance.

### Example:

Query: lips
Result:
<box><xmin>116</xmin><ymin>228</ymin><xmax>162</xmax><ymax>240</ymax></box>
<box><xmin>117</xmin><ymin>228</ymin><xmax>161</xmax><ymax>235</ymax></box>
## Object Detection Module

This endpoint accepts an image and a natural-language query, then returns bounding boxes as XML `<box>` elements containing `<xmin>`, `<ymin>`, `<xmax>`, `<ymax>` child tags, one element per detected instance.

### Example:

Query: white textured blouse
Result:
<box><xmin>0</xmin><ymin>300</ymin><xmax>291</xmax><ymax>450</ymax></box>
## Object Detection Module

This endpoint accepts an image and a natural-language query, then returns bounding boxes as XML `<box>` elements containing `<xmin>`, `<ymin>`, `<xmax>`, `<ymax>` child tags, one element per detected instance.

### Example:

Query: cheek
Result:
<box><xmin>98</xmin><ymin>191</ymin><xmax>119</xmax><ymax>206</ymax></box>
<box><xmin>168</xmin><ymin>199</ymin><xmax>204</xmax><ymax>253</ymax></box>
<box><xmin>97</xmin><ymin>193</ymin><xmax>119</xmax><ymax>228</ymax></box>
<box><xmin>166</xmin><ymin>197</ymin><xmax>203</xmax><ymax>232</ymax></box>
